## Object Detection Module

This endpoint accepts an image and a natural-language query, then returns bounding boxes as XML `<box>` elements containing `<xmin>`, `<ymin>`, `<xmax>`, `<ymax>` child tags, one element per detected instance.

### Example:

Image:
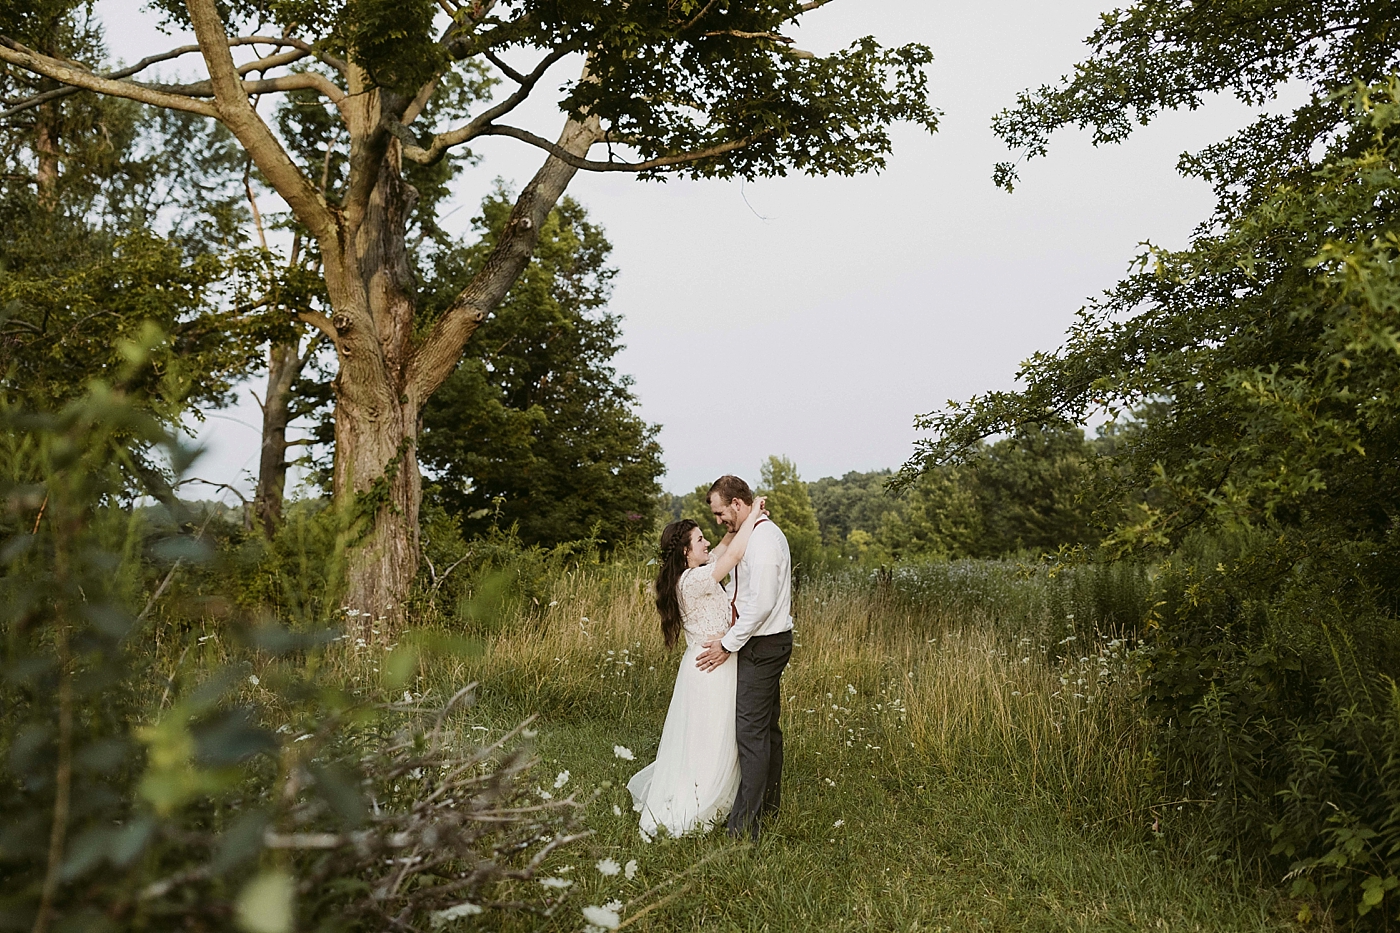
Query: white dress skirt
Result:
<box><xmin>627</xmin><ymin>563</ymin><xmax>740</xmax><ymax>840</ymax></box>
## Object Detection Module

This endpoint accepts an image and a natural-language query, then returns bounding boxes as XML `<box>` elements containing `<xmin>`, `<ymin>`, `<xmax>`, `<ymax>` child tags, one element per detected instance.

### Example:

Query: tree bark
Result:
<box><xmin>253</xmin><ymin>340</ymin><xmax>302</xmax><ymax>535</ymax></box>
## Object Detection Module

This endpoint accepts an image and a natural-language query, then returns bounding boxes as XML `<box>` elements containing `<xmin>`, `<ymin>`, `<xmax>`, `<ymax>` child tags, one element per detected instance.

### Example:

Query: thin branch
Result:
<box><xmin>243</xmin><ymin>155</ymin><xmax>269</xmax><ymax>251</ymax></box>
<box><xmin>473</xmin><ymin>123</ymin><xmax>762</xmax><ymax>172</ymax></box>
<box><xmin>391</xmin><ymin>47</ymin><xmax>570</xmax><ymax>164</ymax></box>
<box><xmin>482</xmin><ymin>49</ymin><xmax>527</xmax><ymax>84</ymax></box>
<box><xmin>680</xmin><ymin>0</ymin><xmax>720</xmax><ymax>32</ymax></box>
<box><xmin>703</xmin><ymin>30</ymin><xmax>794</xmax><ymax>43</ymax></box>
<box><xmin>798</xmin><ymin>0</ymin><xmax>839</xmax><ymax>10</ymax></box>
<box><xmin>0</xmin><ymin>36</ymin><xmax>218</xmax><ymax>117</ymax></box>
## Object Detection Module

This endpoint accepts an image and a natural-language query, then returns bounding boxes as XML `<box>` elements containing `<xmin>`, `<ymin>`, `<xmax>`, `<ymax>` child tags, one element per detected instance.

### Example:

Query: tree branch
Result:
<box><xmin>0</xmin><ymin>36</ymin><xmax>218</xmax><ymax>117</ymax></box>
<box><xmin>391</xmin><ymin>47</ymin><xmax>570</xmax><ymax>164</ymax></box>
<box><xmin>0</xmin><ymin>36</ymin><xmax>339</xmax><ymax>120</ymax></box>
<box><xmin>482</xmin><ymin>49</ymin><xmax>527</xmax><ymax>84</ymax></box>
<box><xmin>157</xmin><ymin>72</ymin><xmax>345</xmax><ymax>103</ymax></box>
<box><xmin>406</xmin><ymin>109</ymin><xmax>602</xmax><ymax>399</ymax></box>
<box><xmin>298</xmin><ymin>310</ymin><xmax>338</xmax><ymax>342</ymax></box>
<box><xmin>183</xmin><ymin>0</ymin><xmax>339</xmax><ymax>243</ymax></box>
<box><xmin>473</xmin><ymin>123</ymin><xmax>762</xmax><ymax>172</ymax></box>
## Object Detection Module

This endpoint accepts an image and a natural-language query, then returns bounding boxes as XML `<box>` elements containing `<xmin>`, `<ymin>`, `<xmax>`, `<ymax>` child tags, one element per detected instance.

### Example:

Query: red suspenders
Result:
<box><xmin>730</xmin><ymin>518</ymin><xmax>768</xmax><ymax>626</ymax></box>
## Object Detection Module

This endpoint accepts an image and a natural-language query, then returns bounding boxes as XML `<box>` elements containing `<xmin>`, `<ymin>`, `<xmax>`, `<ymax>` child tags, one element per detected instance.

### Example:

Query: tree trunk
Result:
<box><xmin>253</xmin><ymin>340</ymin><xmax>302</xmax><ymax>535</ymax></box>
<box><xmin>333</xmin><ymin>390</ymin><xmax>422</xmax><ymax>636</ymax></box>
<box><xmin>328</xmin><ymin>135</ymin><xmax>423</xmax><ymax>636</ymax></box>
<box><xmin>34</xmin><ymin>97</ymin><xmax>59</xmax><ymax>210</ymax></box>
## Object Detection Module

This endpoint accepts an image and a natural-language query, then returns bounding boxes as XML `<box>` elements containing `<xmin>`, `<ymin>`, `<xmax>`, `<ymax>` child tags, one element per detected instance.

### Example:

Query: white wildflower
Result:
<box><xmin>824</xmin><ymin>778</ymin><xmax>836</xmax><ymax>787</ymax></box>
<box><xmin>538</xmin><ymin>877</ymin><xmax>572</xmax><ymax>889</ymax></box>
<box><xmin>554</xmin><ymin>770</ymin><xmax>570</xmax><ymax>789</ymax></box>
<box><xmin>624</xmin><ymin>859</ymin><xmax>638</xmax><ymax>880</ymax></box>
<box><xmin>604</xmin><ymin>899</ymin><xmax>623</xmax><ymax>912</ymax></box>
<box><xmin>248</xmin><ymin>674</ymin><xmax>260</xmax><ymax>686</ymax></box>
<box><xmin>430</xmin><ymin>902</ymin><xmax>483</xmax><ymax>926</ymax></box>
<box><xmin>582</xmin><ymin>905</ymin><xmax>620</xmax><ymax>930</ymax></box>
<box><xmin>613</xmin><ymin>745</ymin><xmax>634</xmax><ymax>761</ymax></box>
<box><xmin>833</xmin><ymin>819</ymin><xmax>845</xmax><ymax>828</ymax></box>
<box><xmin>596</xmin><ymin>858</ymin><xmax>621</xmax><ymax>876</ymax></box>
<box><xmin>612</xmin><ymin>804</ymin><xmax>622</xmax><ymax>816</ymax></box>
<box><xmin>846</xmin><ymin>684</ymin><xmax>857</xmax><ymax>696</ymax></box>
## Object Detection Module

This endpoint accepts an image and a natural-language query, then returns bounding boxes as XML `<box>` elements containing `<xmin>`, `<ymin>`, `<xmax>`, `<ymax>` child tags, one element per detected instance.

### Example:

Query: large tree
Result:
<box><xmin>1</xmin><ymin>0</ymin><xmax>935</xmax><ymax>628</ymax></box>
<box><xmin>419</xmin><ymin>192</ymin><xmax>665</xmax><ymax>548</ymax></box>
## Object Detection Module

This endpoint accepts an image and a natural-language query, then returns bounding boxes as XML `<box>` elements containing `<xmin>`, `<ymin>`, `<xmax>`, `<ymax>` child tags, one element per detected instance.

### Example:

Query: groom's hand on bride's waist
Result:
<box><xmin>695</xmin><ymin>639</ymin><xmax>730</xmax><ymax>672</ymax></box>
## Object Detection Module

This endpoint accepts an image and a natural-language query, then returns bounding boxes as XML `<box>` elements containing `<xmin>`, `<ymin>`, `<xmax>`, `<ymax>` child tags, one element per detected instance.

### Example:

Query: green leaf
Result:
<box><xmin>235</xmin><ymin>870</ymin><xmax>296</xmax><ymax>933</ymax></box>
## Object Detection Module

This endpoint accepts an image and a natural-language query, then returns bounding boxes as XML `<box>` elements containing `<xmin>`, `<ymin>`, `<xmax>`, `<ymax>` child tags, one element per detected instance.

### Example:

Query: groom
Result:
<box><xmin>695</xmin><ymin>474</ymin><xmax>794</xmax><ymax>840</ymax></box>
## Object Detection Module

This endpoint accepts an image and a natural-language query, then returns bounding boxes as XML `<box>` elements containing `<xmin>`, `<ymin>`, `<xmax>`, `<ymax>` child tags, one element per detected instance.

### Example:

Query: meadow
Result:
<box><xmin>311</xmin><ymin>559</ymin><xmax>1311</xmax><ymax>932</ymax></box>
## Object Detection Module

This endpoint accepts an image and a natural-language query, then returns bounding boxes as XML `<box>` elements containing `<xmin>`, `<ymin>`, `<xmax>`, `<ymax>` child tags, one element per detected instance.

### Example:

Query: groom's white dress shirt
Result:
<box><xmin>720</xmin><ymin>520</ymin><xmax>793</xmax><ymax>653</ymax></box>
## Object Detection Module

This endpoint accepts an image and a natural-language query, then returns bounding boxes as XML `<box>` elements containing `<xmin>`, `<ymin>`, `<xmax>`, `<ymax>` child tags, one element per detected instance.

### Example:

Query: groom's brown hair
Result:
<box><xmin>708</xmin><ymin>474</ymin><xmax>754</xmax><ymax>506</ymax></box>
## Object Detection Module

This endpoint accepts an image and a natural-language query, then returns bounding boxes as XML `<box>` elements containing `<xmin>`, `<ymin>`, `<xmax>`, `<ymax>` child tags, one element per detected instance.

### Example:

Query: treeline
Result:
<box><xmin>666</xmin><ymin>424</ymin><xmax>1104</xmax><ymax>573</ymax></box>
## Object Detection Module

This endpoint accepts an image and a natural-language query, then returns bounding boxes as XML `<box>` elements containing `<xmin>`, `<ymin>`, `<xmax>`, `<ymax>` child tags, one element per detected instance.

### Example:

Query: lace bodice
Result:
<box><xmin>676</xmin><ymin>564</ymin><xmax>731</xmax><ymax>647</ymax></box>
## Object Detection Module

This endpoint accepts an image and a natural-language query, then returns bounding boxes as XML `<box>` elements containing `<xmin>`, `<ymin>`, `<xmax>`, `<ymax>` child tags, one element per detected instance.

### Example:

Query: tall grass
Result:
<box><xmin>366</xmin><ymin>557</ymin><xmax>1303</xmax><ymax>932</ymax></box>
<box><xmin>417</xmin><ymin>559</ymin><xmax>1151</xmax><ymax>821</ymax></box>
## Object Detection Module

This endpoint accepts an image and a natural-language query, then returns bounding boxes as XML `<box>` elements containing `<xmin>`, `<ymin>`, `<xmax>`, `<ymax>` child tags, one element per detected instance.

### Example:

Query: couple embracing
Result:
<box><xmin>627</xmin><ymin>474</ymin><xmax>794</xmax><ymax>842</ymax></box>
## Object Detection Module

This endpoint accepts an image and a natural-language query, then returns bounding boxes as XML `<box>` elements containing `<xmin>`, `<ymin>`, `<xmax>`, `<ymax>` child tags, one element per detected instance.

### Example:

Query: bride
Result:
<box><xmin>627</xmin><ymin>498</ymin><xmax>768</xmax><ymax>840</ymax></box>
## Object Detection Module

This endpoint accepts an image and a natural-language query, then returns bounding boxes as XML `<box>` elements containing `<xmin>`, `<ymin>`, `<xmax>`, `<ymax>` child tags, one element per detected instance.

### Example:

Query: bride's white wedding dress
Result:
<box><xmin>627</xmin><ymin>561</ymin><xmax>740</xmax><ymax>840</ymax></box>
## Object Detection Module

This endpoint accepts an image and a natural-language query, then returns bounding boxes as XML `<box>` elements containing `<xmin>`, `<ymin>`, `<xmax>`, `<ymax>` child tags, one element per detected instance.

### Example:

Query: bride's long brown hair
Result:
<box><xmin>654</xmin><ymin>519</ymin><xmax>698</xmax><ymax>649</ymax></box>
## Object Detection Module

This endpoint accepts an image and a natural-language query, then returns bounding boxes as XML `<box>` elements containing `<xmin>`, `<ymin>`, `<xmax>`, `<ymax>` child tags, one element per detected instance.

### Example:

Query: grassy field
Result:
<box><xmin>358</xmin><ymin>561</ymin><xmax>1308</xmax><ymax>932</ymax></box>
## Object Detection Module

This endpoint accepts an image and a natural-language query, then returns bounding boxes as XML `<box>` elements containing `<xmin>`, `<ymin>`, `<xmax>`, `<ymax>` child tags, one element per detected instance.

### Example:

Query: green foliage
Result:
<box><xmin>990</xmin><ymin>0</ymin><xmax>1400</xmax><ymax>198</ymax></box>
<box><xmin>143</xmin><ymin>0</ymin><xmax>936</xmax><ymax>181</ymax></box>
<box><xmin>878</xmin><ymin>426</ymin><xmax>1101</xmax><ymax>562</ymax></box>
<box><xmin>808</xmin><ymin>468</ymin><xmax>896</xmax><ymax>546</ymax></box>
<box><xmin>911</xmin><ymin>80</ymin><xmax>1400</xmax><ymax>922</ymax></box>
<box><xmin>667</xmin><ymin>482</ymin><xmax>727</xmax><ymax>545</ymax></box>
<box><xmin>419</xmin><ymin>193</ymin><xmax>664</xmax><ymax>550</ymax></box>
<box><xmin>0</xmin><ymin>9</ymin><xmax>262</xmax><ymax>418</ymax></box>
<box><xmin>757</xmin><ymin>455</ymin><xmax>822</xmax><ymax>575</ymax></box>
<box><xmin>0</xmin><ymin>366</ymin><xmax>590</xmax><ymax>931</ymax></box>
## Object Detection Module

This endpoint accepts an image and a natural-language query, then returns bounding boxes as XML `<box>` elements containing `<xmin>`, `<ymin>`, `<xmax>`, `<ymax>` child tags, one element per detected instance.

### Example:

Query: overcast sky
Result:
<box><xmin>100</xmin><ymin>1</ymin><xmax>1264</xmax><ymax>498</ymax></box>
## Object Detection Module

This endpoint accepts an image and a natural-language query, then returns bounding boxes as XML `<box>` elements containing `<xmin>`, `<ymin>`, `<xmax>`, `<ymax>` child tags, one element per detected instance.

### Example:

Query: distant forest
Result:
<box><xmin>666</xmin><ymin>423</ymin><xmax>1109</xmax><ymax>568</ymax></box>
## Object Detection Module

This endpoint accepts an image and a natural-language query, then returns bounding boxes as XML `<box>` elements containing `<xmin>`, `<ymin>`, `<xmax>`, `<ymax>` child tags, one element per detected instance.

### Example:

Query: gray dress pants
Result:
<box><xmin>727</xmin><ymin>630</ymin><xmax>793</xmax><ymax>840</ymax></box>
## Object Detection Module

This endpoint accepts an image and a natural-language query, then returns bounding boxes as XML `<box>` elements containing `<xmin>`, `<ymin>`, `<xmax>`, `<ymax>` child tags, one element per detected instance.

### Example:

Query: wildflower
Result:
<box><xmin>582</xmin><ymin>616</ymin><xmax>591</xmax><ymax>623</ymax></box>
<box><xmin>430</xmin><ymin>902</ymin><xmax>483</xmax><ymax>926</ymax></box>
<box><xmin>248</xmin><ymin>674</ymin><xmax>260</xmax><ymax>685</ymax></box>
<box><xmin>582</xmin><ymin>905</ymin><xmax>621</xmax><ymax>930</ymax></box>
<box><xmin>604</xmin><ymin>899</ymin><xmax>623</xmax><ymax>912</ymax></box>
<box><xmin>596</xmin><ymin>858</ymin><xmax>621</xmax><ymax>876</ymax></box>
<box><xmin>824</xmin><ymin>778</ymin><xmax>836</xmax><ymax>787</ymax></box>
<box><xmin>833</xmin><ymin>819</ymin><xmax>845</xmax><ymax>828</ymax></box>
<box><xmin>613</xmin><ymin>745</ymin><xmax>634</xmax><ymax>761</ymax></box>
<box><xmin>538</xmin><ymin>877</ymin><xmax>572</xmax><ymax>889</ymax></box>
<box><xmin>612</xmin><ymin>804</ymin><xmax>622</xmax><ymax>816</ymax></box>
<box><xmin>624</xmin><ymin>859</ymin><xmax>638</xmax><ymax>880</ymax></box>
<box><xmin>554</xmin><ymin>770</ymin><xmax>570</xmax><ymax>789</ymax></box>
<box><xmin>846</xmin><ymin>684</ymin><xmax>857</xmax><ymax>696</ymax></box>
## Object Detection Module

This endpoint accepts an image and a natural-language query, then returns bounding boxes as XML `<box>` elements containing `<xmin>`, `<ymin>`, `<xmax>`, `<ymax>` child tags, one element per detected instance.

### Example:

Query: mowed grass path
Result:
<box><xmin>406</xmin><ymin>566</ymin><xmax>1304</xmax><ymax>932</ymax></box>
